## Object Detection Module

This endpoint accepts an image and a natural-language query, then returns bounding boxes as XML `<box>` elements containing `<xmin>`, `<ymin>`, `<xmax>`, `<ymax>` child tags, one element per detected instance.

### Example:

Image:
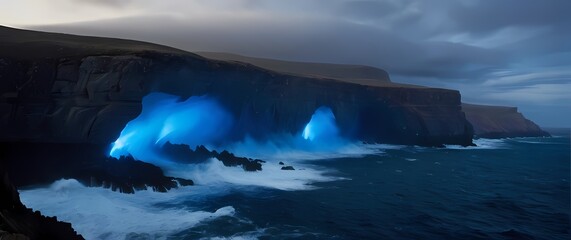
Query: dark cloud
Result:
<box><xmin>448</xmin><ymin>0</ymin><xmax>571</xmax><ymax>35</ymax></box>
<box><xmin>336</xmin><ymin>0</ymin><xmax>399</xmax><ymax>20</ymax></box>
<box><xmin>37</xmin><ymin>14</ymin><xmax>506</xmax><ymax>80</ymax></box>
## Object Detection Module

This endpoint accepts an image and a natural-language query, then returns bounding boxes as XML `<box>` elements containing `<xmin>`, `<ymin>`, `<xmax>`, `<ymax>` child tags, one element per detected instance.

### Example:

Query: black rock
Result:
<box><xmin>278</xmin><ymin>161</ymin><xmax>285</xmax><ymax>165</ymax></box>
<box><xmin>80</xmin><ymin>155</ymin><xmax>194</xmax><ymax>193</ymax></box>
<box><xmin>161</xmin><ymin>142</ymin><xmax>264</xmax><ymax>171</ymax></box>
<box><xmin>0</xmin><ymin>171</ymin><xmax>84</xmax><ymax>240</ymax></box>
<box><xmin>281</xmin><ymin>166</ymin><xmax>295</xmax><ymax>170</ymax></box>
<box><xmin>176</xmin><ymin>178</ymin><xmax>194</xmax><ymax>186</ymax></box>
<box><xmin>0</xmin><ymin>142</ymin><xmax>193</xmax><ymax>193</ymax></box>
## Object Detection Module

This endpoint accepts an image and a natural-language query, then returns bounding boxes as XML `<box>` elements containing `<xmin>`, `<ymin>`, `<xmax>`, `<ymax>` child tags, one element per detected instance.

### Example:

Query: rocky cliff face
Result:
<box><xmin>0</xmin><ymin>26</ymin><xmax>473</xmax><ymax>147</ymax></box>
<box><xmin>462</xmin><ymin>103</ymin><xmax>550</xmax><ymax>138</ymax></box>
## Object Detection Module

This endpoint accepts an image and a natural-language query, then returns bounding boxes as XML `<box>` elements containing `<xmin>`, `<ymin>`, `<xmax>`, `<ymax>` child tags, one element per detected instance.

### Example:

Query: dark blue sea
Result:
<box><xmin>21</xmin><ymin>130</ymin><xmax>570</xmax><ymax>240</ymax></box>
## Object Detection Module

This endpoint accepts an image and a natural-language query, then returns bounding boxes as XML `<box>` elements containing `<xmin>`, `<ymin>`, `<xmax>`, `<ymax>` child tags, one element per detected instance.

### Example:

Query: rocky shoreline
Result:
<box><xmin>0</xmin><ymin>25</ymin><xmax>551</xmax><ymax>238</ymax></box>
<box><xmin>0</xmin><ymin>141</ymin><xmax>265</xmax><ymax>239</ymax></box>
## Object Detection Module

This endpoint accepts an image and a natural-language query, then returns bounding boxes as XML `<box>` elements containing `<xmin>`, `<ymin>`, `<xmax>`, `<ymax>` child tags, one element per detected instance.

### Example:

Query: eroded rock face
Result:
<box><xmin>462</xmin><ymin>103</ymin><xmax>550</xmax><ymax>138</ymax></box>
<box><xmin>0</xmin><ymin>53</ymin><xmax>474</xmax><ymax>146</ymax></box>
<box><xmin>0</xmin><ymin>27</ymin><xmax>474</xmax><ymax>147</ymax></box>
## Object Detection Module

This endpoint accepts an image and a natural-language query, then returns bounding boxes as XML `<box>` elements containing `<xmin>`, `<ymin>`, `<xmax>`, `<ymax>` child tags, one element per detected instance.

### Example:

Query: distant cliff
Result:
<box><xmin>0</xmin><ymin>25</ymin><xmax>473</xmax><ymax>147</ymax></box>
<box><xmin>197</xmin><ymin>52</ymin><xmax>392</xmax><ymax>86</ymax></box>
<box><xmin>462</xmin><ymin>103</ymin><xmax>550</xmax><ymax>138</ymax></box>
<box><xmin>197</xmin><ymin>52</ymin><xmax>550</xmax><ymax>140</ymax></box>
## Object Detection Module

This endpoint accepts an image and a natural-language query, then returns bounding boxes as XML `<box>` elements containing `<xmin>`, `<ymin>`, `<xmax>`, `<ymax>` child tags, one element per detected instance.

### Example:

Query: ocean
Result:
<box><xmin>20</xmin><ymin>130</ymin><xmax>570</xmax><ymax>240</ymax></box>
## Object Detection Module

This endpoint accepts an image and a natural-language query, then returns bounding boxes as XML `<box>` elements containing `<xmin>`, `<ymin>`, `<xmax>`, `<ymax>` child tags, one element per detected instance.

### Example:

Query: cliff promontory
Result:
<box><xmin>462</xmin><ymin>103</ymin><xmax>550</xmax><ymax>138</ymax></box>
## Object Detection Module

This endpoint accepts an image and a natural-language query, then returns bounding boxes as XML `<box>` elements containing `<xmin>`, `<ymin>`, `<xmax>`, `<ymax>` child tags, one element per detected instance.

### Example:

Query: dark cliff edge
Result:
<box><xmin>0</xmin><ymin>170</ymin><xmax>84</xmax><ymax>240</ymax></box>
<box><xmin>462</xmin><ymin>103</ymin><xmax>550</xmax><ymax>138</ymax></box>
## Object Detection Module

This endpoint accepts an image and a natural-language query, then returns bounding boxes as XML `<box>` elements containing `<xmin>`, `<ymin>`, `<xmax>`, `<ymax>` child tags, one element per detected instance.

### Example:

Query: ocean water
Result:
<box><xmin>20</xmin><ymin>132</ymin><xmax>570</xmax><ymax>239</ymax></box>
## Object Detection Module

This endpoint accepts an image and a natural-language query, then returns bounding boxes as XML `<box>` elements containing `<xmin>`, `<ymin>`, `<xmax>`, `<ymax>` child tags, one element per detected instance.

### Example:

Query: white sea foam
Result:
<box><xmin>508</xmin><ymin>137</ymin><xmax>565</xmax><ymax>144</ymax></box>
<box><xmin>162</xmin><ymin>141</ymin><xmax>395</xmax><ymax>191</ymax></box>
<box><xmin>140</xmin><ymin>138</ymin><xmax>394</xmax><ymax>192</ymax></box>
<box><xmin>165</xmin><ymin>158</ymin><xmax>338</xmax><ymax>191</ymax></box>
<box><xmin>514</xmin><ymin>140</ymin><xmax>552</xmax><ymax>144</ymax></box>
<box><xmin>444</xmin><ymin>138</ymin><xmax>507</xmax><ymax>150</ymax></box>
<box><xmin>18</xmin><ymin>141</ymin><xmax>397</xmax><ymax>239</ymax></box>
<box><xmin>19</xmin><ymin>179</ymin><xmax>235</xmax><ymax>240</ymax></box>
<box><xmin>220</xmin><ymin>138</ymin><xmax>387</xmax><ymax>161</ymax></box>
<box><xmin>201</xmin><ymin>230</ymin><xmax>265</xmax><ymax>240</ymax></box>
<box><xmin>19</xmin><ymin>138</ymin><xmax>401</xmax><ymax>239</ymax></box>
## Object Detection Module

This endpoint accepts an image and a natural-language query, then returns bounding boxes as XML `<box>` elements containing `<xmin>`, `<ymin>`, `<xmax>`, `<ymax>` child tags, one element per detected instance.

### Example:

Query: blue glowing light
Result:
<box><xmin>109</xmin><ymin>91</ymin><xmax>346</xmax><ymax>163</ymax></box>
<box><xmin>109</xmin><ymin>93</ymin><xmax>233</xmax><ymax>160</ymax></box>
<box><xmin>302</xmin><ymin>107</ymin><xmax>339</xmax><ymax>142</ymax></box>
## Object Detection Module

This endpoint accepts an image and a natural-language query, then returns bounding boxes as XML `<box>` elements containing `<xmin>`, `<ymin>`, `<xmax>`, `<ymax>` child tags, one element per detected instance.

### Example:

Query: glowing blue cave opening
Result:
<box><xmin>302</xmin><ymin>107</ymin><xmax>340</xmax><ymax>142</ymax></box>
<box><xmin>109</xmin><ymin>93</ymin><xmax>233</xmax><ymax>160</ymax></box>
<box><xmin>109</xmin><ymin>91</ymin><xmax>347</xmax><ymax>163</ymax></box>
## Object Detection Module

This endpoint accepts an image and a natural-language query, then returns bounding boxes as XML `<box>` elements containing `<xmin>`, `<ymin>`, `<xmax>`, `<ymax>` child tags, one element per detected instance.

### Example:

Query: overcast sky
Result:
<box><xmin>1</xmin><ymin>0</ymin><xmax>569</xmax><ymax>127</ymax></box>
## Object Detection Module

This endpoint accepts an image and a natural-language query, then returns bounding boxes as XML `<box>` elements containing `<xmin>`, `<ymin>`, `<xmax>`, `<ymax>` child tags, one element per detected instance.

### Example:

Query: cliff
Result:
<box><xmin>0</xmin><ymin>26</ymin><xmax>473</xmax><ymax>147</ymax></box>
<box><xmin>462</xmin><ymin>103</ymin><xmax>550</xmax><ymax>138</ymax></box>
<box><xmin>197</xmin><ymin>52</ymin><xmax>550</xmax><ymax>140</ymax></box>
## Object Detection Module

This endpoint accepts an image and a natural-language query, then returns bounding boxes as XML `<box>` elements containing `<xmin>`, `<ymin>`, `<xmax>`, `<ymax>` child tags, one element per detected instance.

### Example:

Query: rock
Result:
<box><xmin>160</xmin><ymin>142</ymin><xmax>264</xmax><ymax>171</ymax></box>
<box><xmin>278</xmin><ymin>161</ymin><xmax>285</xmax><ymax>165</ymax></box>
<box><xmin>217</xmin><ymin>150</ymin><xmax>265</xmax><ymax>171</ymax></box>
<box><xmin>462</xmin><ymin>103</ymin><xmax>550</xmax><ymax>138</ymax></box>
<box><xmin>176</xmin><ymin>178</ymin><xmax>195</xmax><ymax>187</ymax></box>
<box><xmin>0</xmin><ymin>171</ymin><xmax>84</xmax><ymax>239</ymax></box>
<box><xmin>0</xmin><ymin>142</ymin><xmax>193</xmax><ymax>193</ymax></box>
<box><xmin>281</xmin><ymin>166</ymin><xmax>295</xmax><ymax>170</ymax></box>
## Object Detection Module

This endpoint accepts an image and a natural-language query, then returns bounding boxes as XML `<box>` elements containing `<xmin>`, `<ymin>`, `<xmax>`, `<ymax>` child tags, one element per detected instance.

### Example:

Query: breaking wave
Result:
<box><xmin>19</xmin><ymin>179</ymin><xmax>235</xmax><ymax>240</ymax></box>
